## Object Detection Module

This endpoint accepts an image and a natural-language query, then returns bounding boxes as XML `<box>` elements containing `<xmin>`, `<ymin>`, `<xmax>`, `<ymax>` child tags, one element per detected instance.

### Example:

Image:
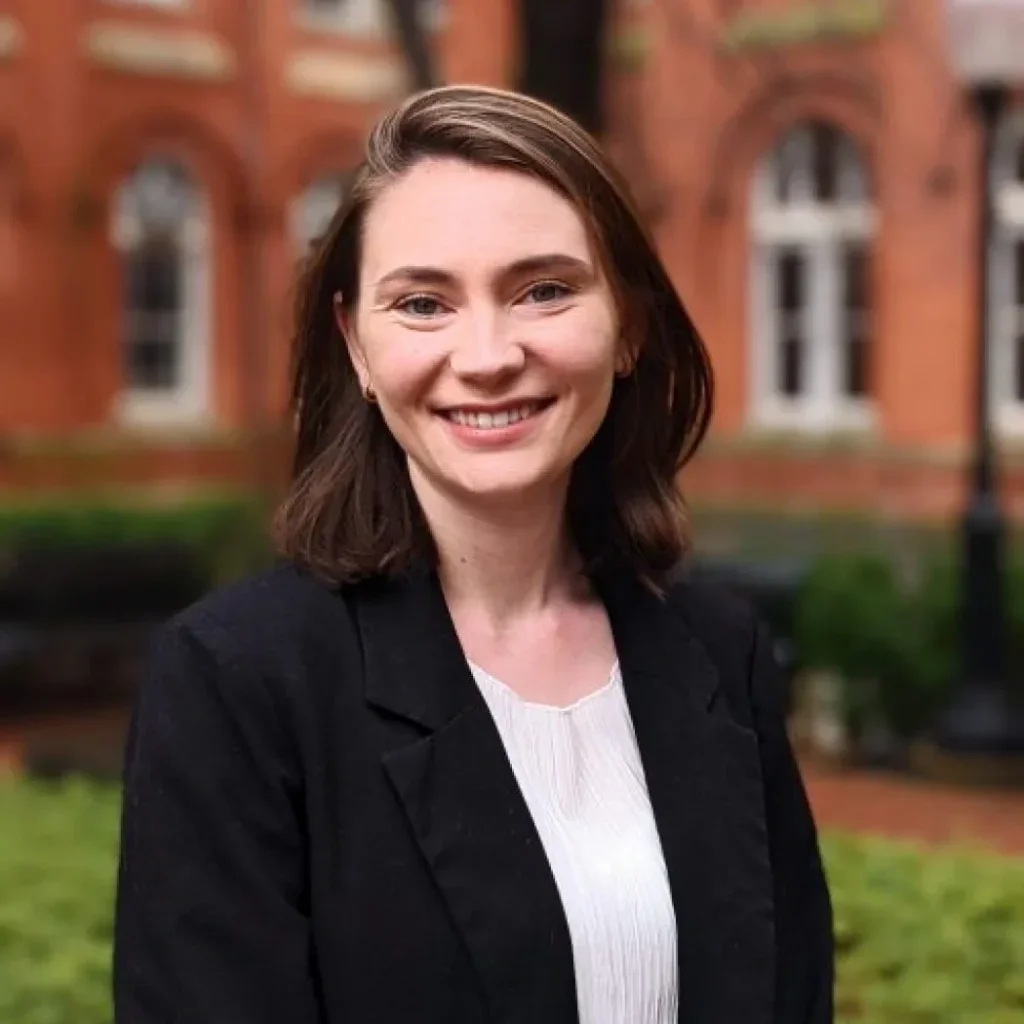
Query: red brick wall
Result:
<box><xmin>0</xmin><ymin>0</ymin><xmax>1019</xmax><ymax>520</ymax></box>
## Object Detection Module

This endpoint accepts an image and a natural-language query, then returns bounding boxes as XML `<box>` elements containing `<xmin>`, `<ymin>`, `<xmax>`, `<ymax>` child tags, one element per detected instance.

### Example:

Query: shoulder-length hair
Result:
<box><xmin>273</xmin><ymin>85</ymin><xmax>714</xmax><ymax>593</ymax></box>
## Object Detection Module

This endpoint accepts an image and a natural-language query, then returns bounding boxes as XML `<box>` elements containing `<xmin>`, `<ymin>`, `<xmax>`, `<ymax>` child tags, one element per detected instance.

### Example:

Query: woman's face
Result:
<box><xmin>340</xmin><ymin>157</ymin><xmax>623</xmax><ymax>510</ymax></box>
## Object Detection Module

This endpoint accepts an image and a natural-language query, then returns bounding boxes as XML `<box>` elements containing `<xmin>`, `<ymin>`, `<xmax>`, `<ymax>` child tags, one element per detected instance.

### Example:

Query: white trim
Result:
<box><xmin>990</xmin><ymin>110</ymin><xmax>1024</xmax><ymax>435</ymax></box>
<box><xmin>751</xmin><ymin>204</ymin><xmax>877</xmax><ymax>241</ymax></box>
<box><xmin>297</xmin><ymin>0</ymin><xmax>390</xmax><ymax>38</ymax></box>
<box><xmin>296</xmin><ymin>0</ymin><xmax>446</xmax><ymax>38</ymax></box>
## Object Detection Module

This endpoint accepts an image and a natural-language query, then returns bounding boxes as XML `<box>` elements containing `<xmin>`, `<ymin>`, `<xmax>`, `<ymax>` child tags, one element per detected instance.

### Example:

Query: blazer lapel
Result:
<box><xmin>597</xmin><ymin>573</ymin><xmax>776</xmax><ymax>1024</ymax></box>
<box><xmin>354</xmin><ymin>568</ymin><xmax>579</xmax><ymax>1024</ymax></box>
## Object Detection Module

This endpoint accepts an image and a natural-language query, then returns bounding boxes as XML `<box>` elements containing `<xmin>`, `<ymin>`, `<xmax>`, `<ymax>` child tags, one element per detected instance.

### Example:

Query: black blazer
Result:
<box><xmin>114</xmin><ymin>561</ymin><xmax>833</xmax><ymax>1024</ymax></box>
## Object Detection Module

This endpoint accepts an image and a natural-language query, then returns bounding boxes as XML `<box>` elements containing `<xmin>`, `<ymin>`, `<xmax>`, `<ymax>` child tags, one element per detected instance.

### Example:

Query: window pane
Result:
<box><xmin>131</xmin><ymin>237</ymin><xmax>180</xmax><ymax>312</ymax></box>
<box><xmin>1015</xmin><ymin>239</ymin><xmax>1024</xmax><ymax>306</ymax></box>
<box><xmin>842</xmin><ymin>243</ymin><xmax>869</xmax><ymax>398</ymax></box>
<box><xmin>837</xmin><ymin>134</ymin><xmax>868</xmax><ymax>203</ymax></box>
<box><xmin>777</xmin><ymin>248</ymin><xmax>806</xmax><ymax>397</ymax></box>
<box><xmin>1015</xmin><ymin>335</ymin><xmax>1024</xmax><ymax>404</ymax></box>
<box><xmin>811</xmin><ymin>123</ymin><xmax>839</xmax><ymax>202</ymax></box>
<box><xmin>133</xmin><ymin>161</ymin><xmax>193</xmax><ymax>231</ymax></box>
<box><xmin>124</xmin><ymin>235</ymin><xmax>181</xmax><ymax>392</ymax></box>
<box><xmin>773</xmin><ymin>129</ymin><xmax>804</xmax><ymax>204</ymax></box>
<box><xmin>779</xmin><ymin>247</ymin><xmax>804</xmax><ymax>309</ymax></box>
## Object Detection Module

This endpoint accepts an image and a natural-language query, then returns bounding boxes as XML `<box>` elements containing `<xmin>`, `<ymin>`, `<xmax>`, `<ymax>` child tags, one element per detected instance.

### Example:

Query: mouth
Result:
<box><xmin>437</xmin><ymin>399</ymin><xmax>554</xmax><ymax>431</ymax></box>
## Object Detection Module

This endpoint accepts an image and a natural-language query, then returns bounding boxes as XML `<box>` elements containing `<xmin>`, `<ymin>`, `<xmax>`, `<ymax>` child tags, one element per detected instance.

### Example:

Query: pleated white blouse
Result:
<box><xmin>469</xmin><ymin>660</ymin><xmax>679</xmax><ymax>1024</ymax></box>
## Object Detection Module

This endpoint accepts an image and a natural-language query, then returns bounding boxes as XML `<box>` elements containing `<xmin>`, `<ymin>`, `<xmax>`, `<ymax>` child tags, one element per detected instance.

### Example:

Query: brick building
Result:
<box><xmin>1</xmin><ymin>0</ymin><xmax>1023</xmax><ymax>519</ymax></box>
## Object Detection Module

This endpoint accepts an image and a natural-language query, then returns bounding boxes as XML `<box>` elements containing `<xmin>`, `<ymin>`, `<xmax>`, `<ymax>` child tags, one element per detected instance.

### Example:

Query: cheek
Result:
<box><xmin>361</xmin><ymin>330</ymin><xmax>444</xmax><ymax>407</ymax></box>
<box><xmin>539</xmin><ymin>314</ymin><xmax>619</xmax><ymax>385</ymax></box>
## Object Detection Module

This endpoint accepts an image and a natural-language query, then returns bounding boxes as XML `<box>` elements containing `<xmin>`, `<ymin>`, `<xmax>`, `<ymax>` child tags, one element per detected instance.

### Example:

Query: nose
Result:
<box><xmin>447</xmin><ymin>310</ymin><xmax>525</xmax><ymax>385</ymax></box>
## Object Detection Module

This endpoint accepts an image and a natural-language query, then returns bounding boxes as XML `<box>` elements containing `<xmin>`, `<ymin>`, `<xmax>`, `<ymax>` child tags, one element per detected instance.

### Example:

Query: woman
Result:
<box><xmin>114</xmin><ymin>85</ymin><xmax>833</xmax><ymax>1024</ymax></box>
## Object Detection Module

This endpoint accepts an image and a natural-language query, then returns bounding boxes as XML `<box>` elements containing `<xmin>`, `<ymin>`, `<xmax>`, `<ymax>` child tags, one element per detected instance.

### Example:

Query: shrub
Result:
<box><xmin>2</xmin><ymin>778</ymin><xmax>1023</xmax><ymax>1023</ymax></box>
<box><xmin>792</xmin><ymin>545</ymin><xmax>1024</xmax><ymax>744</ymax></box>
<box><xmin>825</xmin><ymin>831</ymin><xmax>1024</xmax><ymax>1023</ymax></box>
<box><xmin>794</xmin><ymin>553</ymin><xmax>954</xmax><ymax>741</ymax></box>
<box><xmin>0</xmin><ymin>490</ymin><xmax>273</xmax><ymax>586</ymax></box>
<box><xmin>0</xmin><ymin>777</ymin><xmax>120</xmax><ymax>1024</ymax></box>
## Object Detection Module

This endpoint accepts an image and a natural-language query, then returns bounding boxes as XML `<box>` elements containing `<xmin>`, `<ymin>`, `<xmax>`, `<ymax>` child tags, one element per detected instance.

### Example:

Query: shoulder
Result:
<box><xmin>660</xmin><ymin>568</ymin><xmax>770</xmax><ymax>726</ymax></box>
<box><xmin>173</xmin><ymin>560</ymin><xmax>352</xmax><ymax>641</ymax></box>
<box><xmin>663</xmin><ymin>567</ymin><xmax>760</xmax><ymax>669</ymax></box>
<box><xmin>663</xmin><ymin>567</ymin><xmax>757</xmax><ymax>641</ymax></box>
<box><xmin>152</xmin><ymin>561</ymin><xmax>363</xmax><ymax>696</ymax></box>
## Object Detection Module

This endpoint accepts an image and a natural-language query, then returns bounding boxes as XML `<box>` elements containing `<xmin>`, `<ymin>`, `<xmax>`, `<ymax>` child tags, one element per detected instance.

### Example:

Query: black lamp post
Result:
<box><xmin>933</xmin><ymin>0</ymin><xmax>1024</xmax><ymax>760</ymax></box>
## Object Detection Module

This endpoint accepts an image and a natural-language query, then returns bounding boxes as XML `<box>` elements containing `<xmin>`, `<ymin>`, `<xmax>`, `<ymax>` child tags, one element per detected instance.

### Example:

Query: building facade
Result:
<box><xmin>1</xmin><ymin>0</ymin><xmax>1023</xmax><ymax>519</ymax></box>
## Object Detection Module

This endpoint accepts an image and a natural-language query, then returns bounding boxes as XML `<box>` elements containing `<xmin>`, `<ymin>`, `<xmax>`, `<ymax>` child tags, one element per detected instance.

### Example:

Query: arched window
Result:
<box><xmin>291</xmin><ymin>171</ymin><xmax>347</xmax><ymax>255</ymax></box>
<box><xmin>111</xmin><ymin>158</ymin><xmax>210</xmax><ymax>424</ymax></box>
<box><xmin>749</xmin><ymin>121</ymin><xmax>876</xmax><ymax>431</ymax></box>
<box><xmin>991</xmin><ymin>113</ymin><xmax>1024</xmax><ymax>432</ymax></box>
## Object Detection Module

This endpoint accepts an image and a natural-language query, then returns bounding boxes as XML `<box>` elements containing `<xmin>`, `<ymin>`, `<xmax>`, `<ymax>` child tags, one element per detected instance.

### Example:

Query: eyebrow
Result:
<box><xmin>372</xmin><ymin>253</ymin><xmax>594</xmax><ymax>292</ymax></box>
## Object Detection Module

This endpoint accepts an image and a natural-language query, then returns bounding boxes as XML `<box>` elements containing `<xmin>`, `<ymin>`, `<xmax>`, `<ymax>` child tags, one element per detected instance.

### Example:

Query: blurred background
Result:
<box><xmin>1</xmin><ymin>0</ymin><xmax>1023</xmax><ymax>1021</ymax></box>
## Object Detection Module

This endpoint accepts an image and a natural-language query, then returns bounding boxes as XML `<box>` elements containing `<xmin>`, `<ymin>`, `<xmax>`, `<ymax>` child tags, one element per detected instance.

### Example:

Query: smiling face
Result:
<box><xmin>339</xmin><ymin>157</ymin><xmax>624</xmax><ymax>512</ymax></box>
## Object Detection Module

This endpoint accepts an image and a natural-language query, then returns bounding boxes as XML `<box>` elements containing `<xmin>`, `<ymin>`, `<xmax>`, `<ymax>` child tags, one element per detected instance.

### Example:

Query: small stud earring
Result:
<box><xmin>363</xmin><ymin>382</ymin><xmax>377</xmax><ymax>403</ymax></box>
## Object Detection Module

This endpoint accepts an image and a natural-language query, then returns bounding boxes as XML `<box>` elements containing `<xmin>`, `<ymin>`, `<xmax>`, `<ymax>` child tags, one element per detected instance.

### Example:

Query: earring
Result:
<box><xmin>363</xmin><ymin>382</ymin><xmax>377</xmax><ymax>403</ymax></box>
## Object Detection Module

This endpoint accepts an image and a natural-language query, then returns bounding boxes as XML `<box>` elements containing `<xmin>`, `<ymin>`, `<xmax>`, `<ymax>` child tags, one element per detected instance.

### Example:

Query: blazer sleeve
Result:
<box><xmin>114</xmin><ymin>614</ymin><xmax>322</xmax><ymax>1024</ymax></box>
<box><xmin>749</xmin><ymin>620</ymin><xmax>835</xmax><ymax>1023</ymax></box>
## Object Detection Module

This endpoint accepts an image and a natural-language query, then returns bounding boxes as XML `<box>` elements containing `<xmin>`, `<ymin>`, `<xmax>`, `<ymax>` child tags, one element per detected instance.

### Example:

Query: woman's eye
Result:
<box><xmin>523</xmin><ymin>281</ymin><xmax>572</xmax><ymax>305</ymax></box>
<box><xmin>396</xmin><ymin>295</ymin><xmax>444</xmax><ymax>317</ymax></box>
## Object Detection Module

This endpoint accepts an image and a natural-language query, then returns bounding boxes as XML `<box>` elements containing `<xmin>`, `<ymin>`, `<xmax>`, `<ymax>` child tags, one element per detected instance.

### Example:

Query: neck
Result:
<box><xmin>411</xmin><ymin>470</ymin><xmax>582</xmax><ymax>627</ymax></box>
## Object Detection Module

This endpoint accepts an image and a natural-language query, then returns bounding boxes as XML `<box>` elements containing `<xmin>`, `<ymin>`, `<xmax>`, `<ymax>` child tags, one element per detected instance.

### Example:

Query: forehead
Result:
<box><xmin>360</xmin><ymin>158</ymin><xmax>595</xmax><ymax>274</ymax></box>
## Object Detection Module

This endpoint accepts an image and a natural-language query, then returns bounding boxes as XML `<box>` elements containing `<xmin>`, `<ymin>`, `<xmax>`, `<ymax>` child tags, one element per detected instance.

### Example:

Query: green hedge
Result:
<box><xmin>2</xmin><ymin>777</ymin><xmax>1022</xmax><ymax>1024</ymax></box>
<box><xmin>792</xmin><ymin>549</ymin><xmax>1024</xmax><ymax>743</ymax></box>
<box><xmin>0</xmin><ymin>490</ymin><xmax>274</xmax><ymax>586</ymax></box>
<box><xmin>826</xmin><ymin>832</ymin><xmax>1024</xmax><ymax>1023</ymax></box>
<box><xmin>0</xmin><ymin>778</ymin><xmax>120</xmax><ymax>1024</ymax></box>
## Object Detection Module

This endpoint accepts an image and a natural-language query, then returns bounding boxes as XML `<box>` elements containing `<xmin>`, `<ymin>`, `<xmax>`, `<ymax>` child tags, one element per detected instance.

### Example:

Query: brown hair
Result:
<box><xmin>273</xmin><ymin>85</ymin><xmax>714</xmax><ymax>591</ymax></box>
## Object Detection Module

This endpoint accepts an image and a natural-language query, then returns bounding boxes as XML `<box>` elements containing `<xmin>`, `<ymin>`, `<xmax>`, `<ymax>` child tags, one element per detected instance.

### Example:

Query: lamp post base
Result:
<box><xmin>933</xmin><ymin>682</ymin><xmax>1024</xmax><ymax>755</ymax></box>
<box><xmin>918</xmin><ymin>684</ymin><xmax>1024</xmax><ymax>788</ymax></box>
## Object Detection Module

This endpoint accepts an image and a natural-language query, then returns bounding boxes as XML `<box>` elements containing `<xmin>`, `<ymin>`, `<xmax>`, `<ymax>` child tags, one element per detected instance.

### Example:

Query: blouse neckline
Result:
<box><xmin>467</xmin><ymin>660</ymin><xmax>623</xmax><ymax>715</ymax></box>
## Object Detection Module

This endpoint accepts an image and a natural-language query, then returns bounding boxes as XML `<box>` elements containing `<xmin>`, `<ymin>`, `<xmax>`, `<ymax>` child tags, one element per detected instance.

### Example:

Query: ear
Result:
<box><xmin>333</xmin><ymin>291</ymin><xmax>370</xmax><ymax>389</ymax></box>
<box><xmin>614</xmin><ymin>336</ymin><xmax>636</xmax><ymax>378</ymax></box>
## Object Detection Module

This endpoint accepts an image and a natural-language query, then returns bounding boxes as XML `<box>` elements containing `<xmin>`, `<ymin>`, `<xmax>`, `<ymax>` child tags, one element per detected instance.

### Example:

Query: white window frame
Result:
<box><xmin>296</xmin><ymin>0</ymin><xmax>445</xmax><ymax>38</ymax></box>
<box><xmin>749</xmin><ymin>124</ymin><xmax>878</xmax><ymax>434</ymax></box>
<box><xmin>297</xmin><ymin>0</ymin><xmax>390</xmax><ymax>38</ymax></box>
<box><xmin>990</xmin><ymin>110</ymin><xmax>1024</xmax><ymax>436</ymax></box>
<box><xmin>110</xmin><ymin>159</ymin><xmax>211</xmax><ymax>428</ymax></box>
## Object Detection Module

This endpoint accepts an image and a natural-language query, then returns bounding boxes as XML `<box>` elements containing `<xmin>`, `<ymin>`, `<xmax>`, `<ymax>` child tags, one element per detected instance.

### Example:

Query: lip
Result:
<box><xmin>434</xmin><ymin>397</ymin><xmax>555</xmax><ymax>415</ymax></box>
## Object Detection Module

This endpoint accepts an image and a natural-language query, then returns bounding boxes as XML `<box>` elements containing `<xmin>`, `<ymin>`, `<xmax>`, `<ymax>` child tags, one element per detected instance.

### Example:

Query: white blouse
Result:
<box><xmin>469</xmin><ymin>660</ymin><xmax>679</xmax><ymax>1024</ymax></box>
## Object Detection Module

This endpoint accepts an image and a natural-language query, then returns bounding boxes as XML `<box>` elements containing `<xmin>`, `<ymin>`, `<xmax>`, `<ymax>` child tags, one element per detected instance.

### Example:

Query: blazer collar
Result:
<box><xmin>353</xmin><ymin>566</ymin><xmax>773</xmax><ymax>1024</ymax></box>
<box><xmin>357</xmin><ymin>564</ymin><xmax>474</xmax><ymax>731</ymax></box>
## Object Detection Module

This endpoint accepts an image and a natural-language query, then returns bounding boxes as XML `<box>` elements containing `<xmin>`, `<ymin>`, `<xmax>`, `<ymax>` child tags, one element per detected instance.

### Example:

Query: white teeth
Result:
<box><xmin>447</xmin><ymin>402</ymin><xmax>542</xmax><ymax>429</ymax></box>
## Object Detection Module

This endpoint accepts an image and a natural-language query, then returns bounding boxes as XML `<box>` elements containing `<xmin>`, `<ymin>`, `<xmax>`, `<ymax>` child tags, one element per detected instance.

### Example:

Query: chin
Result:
<box><xmin>446</xmin><ymin>463</ymin><xmax>569</xmax><ymax>505</ymax></box>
